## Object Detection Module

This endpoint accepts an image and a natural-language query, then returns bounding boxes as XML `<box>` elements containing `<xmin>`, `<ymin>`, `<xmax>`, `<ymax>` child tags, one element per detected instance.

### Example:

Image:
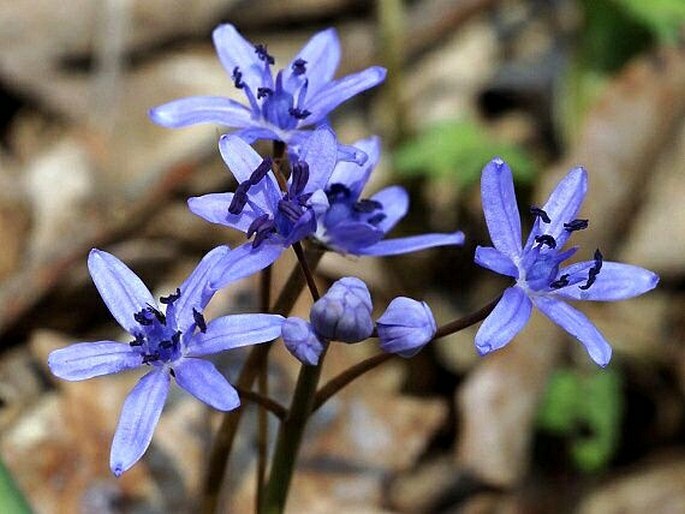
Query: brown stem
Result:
<box><xmin>292</xmin><ymin>242</ymin><xmax>320</xmax><ymax>301</ymax></box>
<box><xmin>236</xmin><ymin>387</ymin><xmax>287</xmax><ymax>421</ymax></box>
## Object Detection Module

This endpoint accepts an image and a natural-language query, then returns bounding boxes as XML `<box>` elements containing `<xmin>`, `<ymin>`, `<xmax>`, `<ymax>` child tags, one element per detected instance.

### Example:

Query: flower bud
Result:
<box><xmin>377</xmin><ymin>297</ymin><xmax>436</xmax><ymax>358</ymax></box>
<box><xmin>310</xmin><ymin>277</ymin><xmax>373</xmax><ymax>343</ymax></box>
<box><xmin>282</xmin><ymin>317</ymin><xmax>325</xmax><ymax>366</ymax></box>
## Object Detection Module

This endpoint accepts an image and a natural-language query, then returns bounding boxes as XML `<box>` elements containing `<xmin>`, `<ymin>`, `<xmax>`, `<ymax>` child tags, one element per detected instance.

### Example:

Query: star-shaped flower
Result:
<box><xmin>48</xmin><ymin>247</ymin><xmax>284</xmax><ymax>475</ymax></box>
<box><xmin>311</xmin><ymin>135</ymin><xmax>465</xmax><ymax>255</ymax></box>
<box><xmin>149</xmin><ymin>24</ymin><xmax>386</xmax><ymax>163</ymax></box>
<box><xmin>188</xmin><ymin>127</ymin><xmax>338</xmax><ymax>289</ymax></box>
<box><xmin>474</xmin><ymin>158</ymin><xmax>659</xmax><ymax>366</ymax></box>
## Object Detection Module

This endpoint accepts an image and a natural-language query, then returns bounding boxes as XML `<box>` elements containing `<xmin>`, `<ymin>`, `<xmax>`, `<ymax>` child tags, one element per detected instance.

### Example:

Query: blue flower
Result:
<box><xmin>188</xmin><ymin>127</ymin><xmax>338</xmax><ymax>289</ymax></box>
<box><xmin>310</xmin><ymin>136</ymin><xmax>465</xmax><ymax>255</ymax></box>
<box><xmin>377</xmin><ymin>297</ymin><xmax>437</xmax><ymax>358</ymax></box>
<box><xmin>281</xmin><ymin>317</ymin><xmax>325</xmax><ymax>366</ymax></box>
<box><xmin>310</xmin><ymin>277</ymin><xmax>374</xmax><ymax>343</ymax></box>
<box><xmin>48</xmin><ymin>248</ymin><xmax>284</xmax><ymax>476</ymax></box>
<box><xmin>474</xmin><ymin>158</ymin><xmax>659</xmax><ymax>367</ymax></box>
<box><xmin>149</xmin><ymin>24</ymin><xmax>386</xmax><ymax>163</ymax></box>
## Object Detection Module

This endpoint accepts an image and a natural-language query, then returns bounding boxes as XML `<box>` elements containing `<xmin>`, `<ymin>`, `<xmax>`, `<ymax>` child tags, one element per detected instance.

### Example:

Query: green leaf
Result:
<box><xmin>393</xmin><ymin>120</ymin><xmax>535</xmax><ymax>187</ymax></box>
<box><xmin>611</xmin><ymin>0</ymin><xmax>685</xmax><ymax>44</ymax></box>
<box><xmin>572</xmin><ymin>370</ymin><xmax>623</xmax><ymax>472</ymax></box>
<box><xmin>537</xmin><ymin>368</ymin><xmax>623</xmax><ymax>473</ymax></box>
<box><xmin>0</xmin><ymin>458</ymin><xmax>33</xmax><ymax>514</ymax></box>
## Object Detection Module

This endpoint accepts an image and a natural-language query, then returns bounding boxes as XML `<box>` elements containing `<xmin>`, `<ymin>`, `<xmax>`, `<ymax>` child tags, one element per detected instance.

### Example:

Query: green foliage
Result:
<box><xmin>612</xmin><ymin>0</ymin><xmax>685</xmax><ymax>44</ymax></box>
<box><xmin>393</xmin><ymin>120</ymin><xmax>535</xmax><ymax>187</ymax></box>
<box><xmin>0</xmin><ymin>458</ymin><xmax>32</xmax><ymax>514</ymax></box>
<box><xmin>537</xmin><ymin>367</ymin><xmax>623</xmax><ymax>472</ymax></box>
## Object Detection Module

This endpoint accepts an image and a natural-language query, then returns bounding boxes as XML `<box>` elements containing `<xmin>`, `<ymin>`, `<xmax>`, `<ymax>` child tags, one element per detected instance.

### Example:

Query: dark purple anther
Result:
<box><xmin>367</xmin><ymin>213</ymin><xmax>387</xmax><ymax>225</ymax></box>
<box><xmin>535</xmin><ymin>234</ymin><xmax>557</xmax><ymax>249</ymax></box>
<box><xmin>192</xmin><ymin>308</ymin><xmax>207</xmax><ymax>333</ymax></box>
<box><xmin>579</xmin><ymin>248</ymin><xmax>603</xmax><ymax>290</ymax></box>
<box><xmin>228</xmin><ymin>182</ymin><xmax>251</xmax><ymax>215</ymax></box>
<box><xmin>148</xmin><ymin>305</ymin><xmax>166</xmax><ymax>325</ymax></box>
<box><xmin>530</xmin><ymin>206</ymin><xmax>551</xmax><ymax>223</ymax></box>
<box><xmin>564</xmin><ymin>219</ymin><xmax>589</xmax><ymax>232</ymax></box>
<box><xmin>160</xmin><ymin>288</ymin><xmax>181</xmax><ymax>305</ymax></box>
<box><xmin>129</xmin><ymin>334</ymin><xmax>145</xmax><ymax>347</ymax></box>
<box><xmin>255</xmin><ymin>44</ymin><xmax>275</xmax><ymax>65</ymax></box>
<box><xmin>292</xmin><ymin>58</ymin><xmax>307</xmax><ymax>76</ymax></box>
<box><xmin>159</xmin><ymin>340</ymin><xmax>173</xmax><ymax>350</ymax></box>
<box><xmin>142</xmin><ymin>352</ymin><xmax>160</xmax><ymax>365</ymax></box>
<box><xmin>291</xmin><ymin>161</ymin><xmax>310</xmax><ymax>196</ymax></box>
<box><xmin>249</xmin><ymin>158</ymin><xmax>273</xmax><ymax>185</ymax></box>
<box><xmin>247</xmin><ymin>214</ymin><xmax>271</xmax><ymax>238</ymax></box>
<box><xmin>353</xmin><ymin>199</ymin><xmax>383</xmax><ymax>213</ymax></box>
<box><xmin>232</xmin><ymin>66</ymin><xmax>244</xmax><ymax>89</ymax></box>
<box><xmin>134</xmin><ymin>309</ymin><xmax>154</xmax><ymax>326</ymax></box>
<box><xmin>326</xmin><ymin>183</ymin><xmax>351</xmax><ymax>201</ymax></box>
<box><xmin>288</xmin><ymin>107</ymin><xmax>311</xmax><ymax>120</ymax></box>
<box><xmin>550</xmin><ymin>274</ymin><xmax>570</xmax><ymax>289</ymax></box>
<box><xmin>278</xmin><ymin>199</ymin><xmax>302</xmax><ymax>222</ymax></box>
<box><xmin>257</xmin><ymin>87</ymin><xmax>273</xmax><ymax>99</ymax></box>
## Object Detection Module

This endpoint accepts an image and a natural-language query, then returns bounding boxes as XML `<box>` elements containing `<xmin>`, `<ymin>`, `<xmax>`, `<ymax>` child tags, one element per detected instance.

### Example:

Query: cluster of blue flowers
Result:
<box><xmin>48</xmin><ymin>24</ymin><xmax>658</xmax><ymax>477</ymax></box>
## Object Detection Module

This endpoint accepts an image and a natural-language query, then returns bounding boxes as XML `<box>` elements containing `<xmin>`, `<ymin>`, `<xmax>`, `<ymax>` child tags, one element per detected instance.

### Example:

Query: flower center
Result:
<box><xmin>128</xmin><ymin>289</ymin><xmax>206</xmax><ymax>365</ymax></box>
<box><xmin>522</xmin><ymin>206</ymin><xmax>600</xmax><ymax>292</ymax></box>
<box><xmin>323</xmin><ymin>183</ymin><xmax>387</xmax><ymax>229</ymax></box>
<box><xmin>231</xmin><ymin>159</ymin><xmax>317</xmax><ymax>248</ymax></box>
<box><xmin>231</xmin><ymin>45</ymin><xmax>311</xmax><ymax>131</ymax></box>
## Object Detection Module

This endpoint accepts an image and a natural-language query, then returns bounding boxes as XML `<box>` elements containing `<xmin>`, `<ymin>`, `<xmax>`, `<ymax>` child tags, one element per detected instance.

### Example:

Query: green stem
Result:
<box><xmin>260</xmin><ymin>351</ymin><xmax>327</xmax><ymax>514</ymax></box>
<box><xmin>201</xmin><ymin>247</ymin><xmax>324</xmax><ymax>514</ymax></box>
<box><xmin>259</xmin><ymin>245</ymin><xmax>326</xmax><ymax>514</ymax></box>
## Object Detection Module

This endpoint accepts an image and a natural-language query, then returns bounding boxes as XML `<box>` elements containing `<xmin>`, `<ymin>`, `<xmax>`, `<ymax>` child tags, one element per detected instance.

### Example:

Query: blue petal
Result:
<box><xmin>110</xmin><ymin>369</ymin><xmax>170</xmax><ymax>476</ymax></box>
<box><xmin>185</xmin><ymin>314</ymin><xmax>284</xmax><ymax>357</ymax></box>
<box><xmin>219</xmin><ymin>134</ymin><xmax>281</xmax><ymax>212</ymax></box>
<box><xmin>296</xmin><ymin>127</ymin><xmax>338</xmax><ymax>194</ymax></box>
<box><xmin>88</xmin><ymin>249</ymin><xmax>156</xmax><ymax>334</ymax></box>
<box><xmin>212</xmin><ymin>24</ymin><xmax>263</xmax><ymax>94</ymax></box>
<box><xmin>327</xmin><ymin>136</ymin><xmax>381</xmax><ymax>197</ymax></box>
<box><xmin>210</xmin><ymin>242</ymin><xmax>284</xmax><ymax>290</ymax></box>
<box><xmin>48</xmin><ymin>341</ymin><xmax>141</xmax><ymax>381</ymax></box>
<box><xmin>148</xmin><ymin>96</ymin><xmax>252</xmax><ymax>128</ymax></box>
<box><xmin>474</xmin><ymin>286</ymin><xmax>532</xmax><ymax>355</ymax></box>
<box><xmin>533</xmin><ymin>296</ymin><xmax>612</xmax><ymax>367</ymax></box>
<box><xmin>174</xmin><ymin>246</ymin><xmax>231</xmax><ymax>333</ymax></box>
<box><xmin>524</xmin><ymin>166</ymin><xmax>587</xmax><ymax>251</ymax></box>
<box><xmin>284</xmin><ymin>28</ymin><xmax>340</xmax><ymax>98</ymax></box>
<box><xmin>187</xmin><ymin>192</ymin><xmax>261</xmax><ymax>232</ymax></box>
<box><xmin>305</xmin><ymin>66</ymin><xmax>387</xmax><ymax>124</ymax></box>
<box><xmin>356</xmin><ymin>231</ymin><xmax>465</xmax><ymax>256</ymax></box>
<box><xmin>554</xmin><ymin>261</ymin><xmax>659</xmax><ymax>302</ymax></box>
<box><xmin>173</xmin><ymin>358</ymin><xmax>240</xmax><ymax>411</ymax></box>
<box><xmin>369</xmin><ymin>185</ymin><xmax>409</xmax><ymax>233</ymax></box>
<box><xmin>480</xmin><ymin>158</ymin><xmax>522</xmax><ymax>260</ymax></box>
<box><xmin>218</xmin><ymin>134</ymin><xmax>266</xmax><ymax>183</ymax></box>
<box><xmin>234</xmin><ymin>127</ymin><xmax>282</xmax><ymax>143</ymax></box>
<box><xmin>474</xmin><ymin>246</ymin><xmax>519</xmax><ymax>278</ymax></box>
<box><xmin>327</xmin><ymin>221</ymin><xmax>385</xmax><ymax>252</ymax></box>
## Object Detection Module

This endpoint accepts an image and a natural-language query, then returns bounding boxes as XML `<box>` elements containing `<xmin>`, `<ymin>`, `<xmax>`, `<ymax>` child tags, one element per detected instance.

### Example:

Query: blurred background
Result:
<box><xmin>0</xmin><ymin>0</ymin><xmax>684</xmax><ymax>512</ymax></box>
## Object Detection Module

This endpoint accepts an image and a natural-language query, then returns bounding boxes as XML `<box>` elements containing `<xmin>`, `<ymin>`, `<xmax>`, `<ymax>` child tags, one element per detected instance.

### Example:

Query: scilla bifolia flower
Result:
<box><xmin>377</xmin><ymin>297</ymin><xmax>437</xmax><ymax>358</ymax></box>
<box><xmin>48</xmin><ymin>248</ymin><xmax>284</xmax><ymax>475</ymax></box>
<box><xmin>281</xmin><ymin>317</ymin><xmax>325</xmax><ymax>366</ymax></box>
<box><xmin>310</xmin><ymin>277</ymin><xmax>374</xmax><ymax>343</ymax></box>
<box><xmin>474</xmin><ymin>158</ymin><xmax>659</xmax><ymax>366</ymax></box>
<box><xmin>311</xmin><ymin>136</ymin><xmax>465</xmax><ymax>255</ymax></box>
<box><xmin>189</xmin><ymin>127</ymin><xmax>337</xmax><ymax>288</ymax></box>
<box><xmin>149</xmin><ymin>24</ymin><xmax>385</xmax><ymax>163</ymax></box>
